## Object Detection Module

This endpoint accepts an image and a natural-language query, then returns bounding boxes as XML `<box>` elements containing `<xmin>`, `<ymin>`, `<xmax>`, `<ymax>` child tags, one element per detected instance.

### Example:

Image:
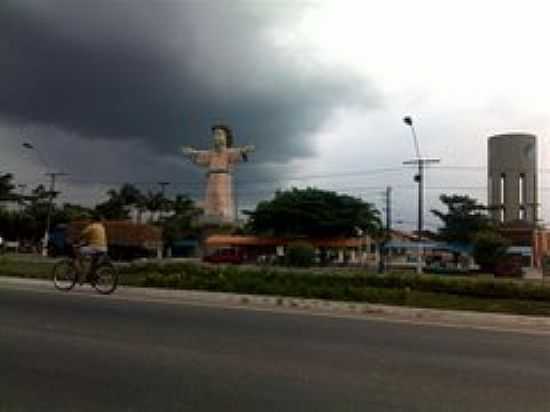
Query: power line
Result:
<box><xmin>45</xmin><ymin>164</ymin><xmax>543</xmax><ymax>189</ymax></box>
<box><xmin>61</xmin><ymin>166</ymin><xmax>408</xmax><ymax>187</ymax></box>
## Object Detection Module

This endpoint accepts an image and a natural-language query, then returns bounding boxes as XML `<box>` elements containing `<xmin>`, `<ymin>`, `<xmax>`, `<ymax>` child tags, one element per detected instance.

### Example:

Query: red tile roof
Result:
<box><xmin>205</xmin><ymin>235</ymin><xmax>365</xmax><ymax>248</ymax></box>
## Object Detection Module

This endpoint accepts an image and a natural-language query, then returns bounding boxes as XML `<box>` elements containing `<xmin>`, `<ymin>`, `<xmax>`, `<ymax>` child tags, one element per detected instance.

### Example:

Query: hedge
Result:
<box><xmin>119</xmin><ymin>262</ymin><xmax>550</xmax><ymax>303</ymax></box>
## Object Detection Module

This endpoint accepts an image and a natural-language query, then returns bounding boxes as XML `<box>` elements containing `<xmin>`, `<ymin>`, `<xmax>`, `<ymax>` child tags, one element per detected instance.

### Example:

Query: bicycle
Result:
<box><xmin>52</xmin><ymin>246</ymin><xmax>118</xmax><ymax>295</ymax></box>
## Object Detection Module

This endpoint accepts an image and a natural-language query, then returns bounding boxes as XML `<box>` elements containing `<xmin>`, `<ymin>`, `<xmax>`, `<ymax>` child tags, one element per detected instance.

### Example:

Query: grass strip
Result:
<box><xmin>1</xmin><ymin>258</ymin><xmax>550</xmax><ymax>316</ymax></box>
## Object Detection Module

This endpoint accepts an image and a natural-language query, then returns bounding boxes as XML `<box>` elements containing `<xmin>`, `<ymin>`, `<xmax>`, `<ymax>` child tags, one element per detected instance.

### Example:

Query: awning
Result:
<box><xmin>507</xmin><ymin>246</ymin><xmax>532</xmax><ymax>257</ymax></box>
<box><xmin>385</xmin><ymin>240</ymin><xmax>473</xmax><ymax>254</ymax></box>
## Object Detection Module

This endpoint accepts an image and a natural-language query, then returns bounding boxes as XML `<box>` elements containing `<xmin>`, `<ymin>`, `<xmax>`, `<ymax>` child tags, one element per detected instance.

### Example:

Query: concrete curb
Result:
<box><xmin>120</xmin><ymin>286</ymin><xmax>550</xmax><ymax>332</ymax></box>
<box><xmin>2</xmin><ymin>276</ymin><xmax>550</xmax><ymax>334</ymax></box>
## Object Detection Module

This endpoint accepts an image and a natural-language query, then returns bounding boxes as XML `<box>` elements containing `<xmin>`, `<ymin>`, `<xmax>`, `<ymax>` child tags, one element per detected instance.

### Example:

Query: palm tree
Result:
<box><xmin>95</xmin><ymin>184</ymin><xmax>145</xmax><ymax>221</ymax></box>
<box><xmin>144</xmin><ymin>191</ymin><xmax>164</xmax><ymax>223</ymax></box>
<box><xmin>171</xmin><ymin>194</ymin><xmax>197</xmax><ymax>216</ymax></box>
<box><xmin>134</xmin><ymin>192</ymin><xmax>148</xmax><ymax>224</ymax></box>
<box><xmin>118</xmin><ymin>184</ymin><xmax>142</xmax><ymax>205</ymax></box>
<box><xmin>161</xmin><ymin>194</ymin><xmax>202</xmax><ymax>245</ymax></box>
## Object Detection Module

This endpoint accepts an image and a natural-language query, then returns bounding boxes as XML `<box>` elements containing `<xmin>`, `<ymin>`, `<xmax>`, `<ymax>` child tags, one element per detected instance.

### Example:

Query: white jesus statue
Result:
<box><xmin>182</xmin><ymin>125</ymin><xmax>254</xmax><ymax>223</ymax></box>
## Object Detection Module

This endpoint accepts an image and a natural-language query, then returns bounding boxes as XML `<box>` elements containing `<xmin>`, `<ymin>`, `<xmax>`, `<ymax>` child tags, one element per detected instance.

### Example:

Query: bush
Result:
<box><xmin>542</xmin><ymin>255</ymin><xmax>550</xmax><ymax>277</ymax></box>
<box><xmin>123</xmin><ymin>262</ymin><xmax>550</xmax><ymax>304</ymax></box>
<box><xmin>285</xmin><ymin>242</ymin><xmax>316</xmax><ymax>267</ymax></box>
<box><xmin>473</xmin><ymin>230</ymin><xmax>510</xmax><ymax>273</ymax></box>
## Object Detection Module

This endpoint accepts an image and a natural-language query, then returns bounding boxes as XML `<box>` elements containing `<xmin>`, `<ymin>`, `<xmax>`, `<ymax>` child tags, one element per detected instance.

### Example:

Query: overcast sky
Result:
<box><xmin>2</xmin><ymin>0</ymin><xmax>550</xmax><ymax>228</ymax></box>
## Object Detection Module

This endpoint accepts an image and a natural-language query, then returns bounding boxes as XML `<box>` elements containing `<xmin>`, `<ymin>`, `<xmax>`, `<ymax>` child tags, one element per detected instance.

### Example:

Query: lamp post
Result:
<box><xmin>402</xmin><ymin>116</ymin><xmax>440</xmax><ymax>274</ymax></box>
<box><xmin>22</xmin><ymin>142</ymin><xmax>68</xmax><ymax>256</ymax></box>
<box><xmin>22</xmin><ymin>142</ymin><xmax>50</xmax><ymax>171</ymax></box>
<box><xmin>354</xmin><ymin>226</ymin><xmax>366</xmax><ymax>266</ymax></box>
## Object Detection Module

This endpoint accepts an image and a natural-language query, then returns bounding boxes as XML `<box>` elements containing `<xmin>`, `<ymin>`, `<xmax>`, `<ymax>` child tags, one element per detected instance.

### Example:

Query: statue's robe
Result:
<box><xmin>192</xmin><ymin>148</ymin><xmax>243</xmax><ymax>222</ymax></box>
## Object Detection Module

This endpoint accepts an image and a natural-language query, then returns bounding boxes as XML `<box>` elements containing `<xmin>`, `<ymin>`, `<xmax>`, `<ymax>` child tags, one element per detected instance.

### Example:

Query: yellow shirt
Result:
<box><xmin>81</xmin><ymin>223</ymin><xmax>107</xmax><ymax>248</ymax></box>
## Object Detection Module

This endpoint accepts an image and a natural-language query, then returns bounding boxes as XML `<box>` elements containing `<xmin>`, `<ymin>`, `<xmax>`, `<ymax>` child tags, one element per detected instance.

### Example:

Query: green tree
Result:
<box><xmin>24</xmin><ymin>184</ymin><xmax>55</xmax><ymax>222</ymax></box>
<box><xmin>0</xmin><ymin>209</ymin><xmax>23</xmax><ymax>240</ymax></box>
<box><xmin>117</xmin><ymin>183</ymin><xmax>143</xmax><ymax>205</ymax></box>
<box><xmin>95</xmin><ymin>197</ymin><xmax>129</xmax><ymax>220</ymax></box>
<box><xmin>431</xmin><ymin>194</ymin><xmax>493</xmax><ymax>243</ymax></box>
<box><xmin>134</xmin><ymin>192</ymin><xmax>148</xmax><ymax>223</ymax></box>
<box><xmin>2</xmin><ymin>184</ymin><xmax>59</xmax><ymax>242</ymax></box>
<box><xmin>286</xmin><ymin>242</ymin><xmax>316</xmax><ymax>267</ymax></box>
<box><xmin>0</xmin><ymin>173</ymin><xmax>17</xmax><ymax>202</ymax></box>
<box><xmin>472</xmin><ymin>230</ymin><xmax>510</xmax><ymax>273</ymax></box>
<box><xmin>244</xmin><ymin>187</ymin><xmax>383</xmax><ymax>238</ymax></box>
<box><xmin>94</xmin><ymin>183</ymin><xmax>143</xmax><ymax>220</ymax></box>
<box><xmin>161</xmin><ymin>194</ymin><xmax>202</xmax><ymax>244</ymax></box>
<box><xmin>57</xmin><ymin>203</ymin><xmax>93</xmax><ymax>221</ymax></box>
<box><xmin>144</xmin><ymin>190</ymin><xmax>164</xmax><ymax>223</ymax></box>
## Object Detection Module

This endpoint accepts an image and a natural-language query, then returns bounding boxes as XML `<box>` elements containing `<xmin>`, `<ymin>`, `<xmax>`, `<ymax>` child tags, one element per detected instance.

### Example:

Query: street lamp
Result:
<box><xmin>22</xmin><ymin>141</ymin><xmax>50</xmax><ymax>171</ymax></box>
<box><xmin>354</xmin><ymin>226</ymin><xmax>366</xmax><ymax>266</ymax></box>
<box><xmin>402</xmin><ymin>116</ymin><xmax>440</xmax><ymax>274</ymax></box>
<box><xmin>403</xmin><ymin>116</ymin><xmax>421</xmax><ymax>159</ymax></box>
<box><xmin>22</xmin><ymin>141</ymin><xmax>67</xmax><ymax>256</ymax></box>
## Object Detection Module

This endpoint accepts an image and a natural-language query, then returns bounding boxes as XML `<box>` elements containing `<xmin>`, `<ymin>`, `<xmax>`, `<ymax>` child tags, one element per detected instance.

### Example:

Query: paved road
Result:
<box><xmin>1</xmin><ymin>285</ymin><xmax>549</xmax><ymax>412</ymax></box>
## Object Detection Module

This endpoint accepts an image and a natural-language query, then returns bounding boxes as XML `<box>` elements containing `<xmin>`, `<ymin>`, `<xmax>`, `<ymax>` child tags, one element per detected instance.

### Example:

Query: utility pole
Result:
<box><xmin>402</xmin><ymin>116</ymin><xmax>440</xmax><ymax>274</ymax></box>
<box><xmin>385</xmin><ymin>186</ymin><xmax>392</xmax><ymax>235</ymax></box>
<box><xmin>377</xmin><ymin>186</ymin><xmax>393</xmax><ymax>273</ymax></box>
<box><xmin>16</xmin><ymin>184</ymin><xmax>28</xmax><ymax>248</ymax></box>
<box><xmin>385</xmin><ymin>186</ymin><xmax>392</xmax><ymax>272</ymax></box>
<box><xmin>158</xmin><ymin>181</ymin><xmax>170</xmax><ymax>196</ymax></box>
<box><xmin>43</xmin><ymin>172</ymin><xmax>68</xmax><ymax>257</ymax></box>
<box><xmin>157</xmin><ymin>181</ymin><xmax>171</xmax><ymax>259</ymax></box>
<box><xmin>158</xmin><ymin>181</ymin><xmax>170</xmax><ymax>222</ymax></box>
<box><xmin>379</xmin><ymin>186</ymin><xmax>392</xmax><ymax>272</ymax></box>
<box><xmin>233</xmin><ymin>175</ymin><xmax>239</xmax><ymax>223</ymax></box>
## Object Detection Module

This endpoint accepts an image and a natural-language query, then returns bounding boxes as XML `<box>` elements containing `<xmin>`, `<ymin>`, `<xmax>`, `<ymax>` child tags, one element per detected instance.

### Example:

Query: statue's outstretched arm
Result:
<box><xmin>181</xmin><ymin>146</ymin><xmax>209</xmax><ymax>166</ymax></box>
<box><xmin>241</xmin><ymin>145</ymin><xmax>255</xmax><ymax>154</ymax></box>
<box><xmin>239</xmin><ymin>145</ymin><xmax>255</xmax><ymax>162</ymax></box>
<box><xmin>232</xmin><ymin>145</ymin><xmax>254</xmax><ymax>162</ymax></box>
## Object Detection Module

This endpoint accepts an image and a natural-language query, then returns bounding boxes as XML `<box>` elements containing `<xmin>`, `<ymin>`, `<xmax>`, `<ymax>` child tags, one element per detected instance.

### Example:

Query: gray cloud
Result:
<box><xmin>1</xmin><ymin>0</ymin><xmax>379</xmax><ymax>168</ymax></box>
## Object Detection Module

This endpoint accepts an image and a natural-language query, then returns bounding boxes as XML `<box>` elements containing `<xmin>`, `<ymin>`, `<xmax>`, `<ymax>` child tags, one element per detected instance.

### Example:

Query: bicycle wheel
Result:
<box><xmin>93</xmin><ymin>263</ymin><xmax>118</xmax><ymax>295</ymax></box>
<box><xmin>52</xmin><ymin>259</ymin><xmax>77</xmax><ymax>291</ymax></box>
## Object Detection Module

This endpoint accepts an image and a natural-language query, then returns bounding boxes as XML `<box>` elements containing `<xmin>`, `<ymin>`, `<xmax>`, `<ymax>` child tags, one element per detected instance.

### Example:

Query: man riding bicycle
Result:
<box><xmin>52</xmin><ymin>215</ymin><xmax>117</xmax><ymax>294</ymax></box>
<box><xmin>74</xmin><ymin>215</ymin><xmax>108</xmax><ymax>282</ymax></box>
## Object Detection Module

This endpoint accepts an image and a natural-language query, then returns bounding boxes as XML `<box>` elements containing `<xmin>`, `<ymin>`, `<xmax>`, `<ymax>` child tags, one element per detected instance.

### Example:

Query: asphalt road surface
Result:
<box><xmin>1</xmin><ymin>285</ymin><xmax>549</xmax><ymax>412</ymax></box>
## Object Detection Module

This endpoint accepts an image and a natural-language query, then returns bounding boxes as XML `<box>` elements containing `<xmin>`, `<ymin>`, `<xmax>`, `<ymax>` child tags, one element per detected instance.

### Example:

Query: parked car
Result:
<box><xmin>203</xmin><ymin>247</ymin><xmax>244</xmax><ymax>264</ymax></box>
<box><xmin>18</xmin><ymin>240</ymin><xmax>41</xmax><ymax>254</ymax></box>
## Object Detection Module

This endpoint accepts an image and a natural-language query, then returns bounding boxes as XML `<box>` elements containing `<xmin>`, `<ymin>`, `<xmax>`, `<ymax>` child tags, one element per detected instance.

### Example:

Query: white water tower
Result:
<box><xmin>487</xmin><ymin>133</ymin><xmax>537</xmax><ymax>224</ymax></box>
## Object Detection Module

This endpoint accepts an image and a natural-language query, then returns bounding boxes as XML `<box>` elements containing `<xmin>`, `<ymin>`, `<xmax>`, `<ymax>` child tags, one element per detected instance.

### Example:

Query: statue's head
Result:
<box><xmin>211</xmin><ymin>124</ymin><xmax>233</xmax><ymax>151</ymax></box>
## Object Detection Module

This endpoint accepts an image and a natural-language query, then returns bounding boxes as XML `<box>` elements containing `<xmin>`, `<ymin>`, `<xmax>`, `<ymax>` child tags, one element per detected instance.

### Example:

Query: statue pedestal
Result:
<box><xmin>197</xmin><ymin>214</ymin><xmax>233</xmax><ymax>227</ymax></box>
<box><xmin>195</xmin><ymin>216</ymin><xmax>241</xmax><ymax>257</ymax></box>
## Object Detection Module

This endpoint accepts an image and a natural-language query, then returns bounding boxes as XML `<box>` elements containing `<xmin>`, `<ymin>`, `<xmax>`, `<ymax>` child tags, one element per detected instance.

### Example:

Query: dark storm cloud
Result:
<box><xmin>0</xmin><ymin>0</ymin><xmax>378</xmax><ymax>163</ymax></box>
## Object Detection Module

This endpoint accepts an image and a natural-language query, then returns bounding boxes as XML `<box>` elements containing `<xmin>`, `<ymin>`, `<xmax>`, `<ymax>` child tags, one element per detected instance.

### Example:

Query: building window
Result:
<box><xmin>519</xmin><ymin>207</ymin><xmax>525</xmax><ymax>220</ymax></box>
<box><xmin>500</xmin><ymin>173</ymin><xmax>506</xmax><ymax>204</ymax></box>
<box><xmin>500</xmin><ymin>207</ymin><xmax>505</xmax><ymax>223</ymax></box>
<box><xmin>519</xmin><ymin>173</ymin><xmax>525</xmax><ymax>205</ymax></box>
